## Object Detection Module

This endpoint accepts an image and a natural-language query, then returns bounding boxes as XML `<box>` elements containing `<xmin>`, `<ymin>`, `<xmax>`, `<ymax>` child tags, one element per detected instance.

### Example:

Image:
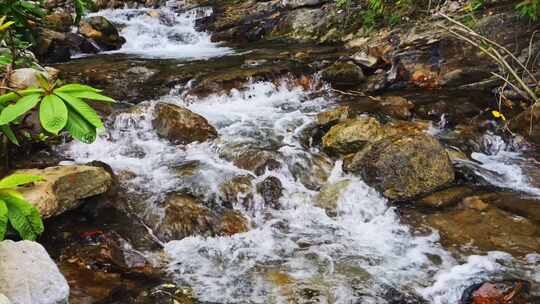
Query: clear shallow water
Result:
<box><xmin>58</xmin><ymin>6</ymin><xmax>540</xmax><ymax>304</ymax></box>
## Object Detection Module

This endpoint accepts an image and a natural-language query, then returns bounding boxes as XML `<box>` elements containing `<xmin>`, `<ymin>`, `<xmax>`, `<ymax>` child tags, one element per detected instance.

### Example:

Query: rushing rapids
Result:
<box><xmin>55</xmin><ymin>4</ymin><xmax>540</xmax><ymax>304</ymax></box>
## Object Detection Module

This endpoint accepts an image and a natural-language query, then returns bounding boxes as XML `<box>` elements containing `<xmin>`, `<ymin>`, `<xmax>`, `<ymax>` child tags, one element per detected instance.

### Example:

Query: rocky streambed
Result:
<box><xmin>1</xmin><ymin>1</ymin><xmax>540</xmax><ymax>304</ymax></box>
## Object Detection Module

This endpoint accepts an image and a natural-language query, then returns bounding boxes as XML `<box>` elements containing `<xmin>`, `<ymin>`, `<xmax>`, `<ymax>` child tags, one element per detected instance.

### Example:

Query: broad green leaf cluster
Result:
<box><xmin>0</xmin><ymin>74</ymin><xmax>115</xmax><ymax>144</ymax></box>
<box><xmin>516</xmin><ymin>0</ymin><xmax>539</xmax><ymax>20</ymax></box>
<box><xmin>0</xmin><ymin>173</ymin><xmax>44</xmax><ymax>241</ymax></box>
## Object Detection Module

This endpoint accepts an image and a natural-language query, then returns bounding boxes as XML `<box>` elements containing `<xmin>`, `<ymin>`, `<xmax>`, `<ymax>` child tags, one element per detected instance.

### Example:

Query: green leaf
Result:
<box><xmin>0</xmin><ymin>125</ymin><xmax>19</xmax><ymax>145</ymax></box>
<box><xmin>73</xmin><ymin>0</ymin><xmax>90</xmax><ymax>25</ymax></box>
<box><xmin>0</xmin><ymin>94</ymin><xmax>41</xmax><ymax>125</ymax></box>
<box><xmin>55</xmin><ymin>84</ymin><xmax>102</xmax><ymax>93</ymax></box>
<box><xmin>35</xmin><ymin>72</ymin><xmax>50</xmax><ymax>91</ymax></box>
<box><xmin>0</xmin><ymin>174</ymin><xmax>43</xmax><ymax>189</ymax></box>
<box><xmin>65</xmin><ymin>108</ymin><xmax>97</xmax><ymax>143</ymax></box>
<box><xmin>0</xmin><ymin>199</ymin><xmax>8</xmax><ymax>240</ymax></box>
<box><xmin>0</xmin><ymin>20</ymin><xmax>15</xmax><ymax>32</ymax></box>
<box><xmin>0</xmin><ymin>54</ymin><xmax>11</xmax><ymax>65</ymax></box>
<box><xmin>54</xmin><ymin>92</ymin><xmax>104</xmax><ymax>129</ymax></box>
<box><xmin>2</xmin><ymin>194</ymin><xmax>43</xmax><ymax>240</ymax></box>
<box><xmin>39</xmin><ymin>95</ymin><xmax>68</xmax><ymax>135</ymax></box>
<box><xmin>0</xmin><ymin>89</ymin><xmax>44</xmax><ymax>105</ymax></box>
<box><xmin>68</xmin><ymin>91</ymin><xmax>116</xmax><ymax>103</ymax></box>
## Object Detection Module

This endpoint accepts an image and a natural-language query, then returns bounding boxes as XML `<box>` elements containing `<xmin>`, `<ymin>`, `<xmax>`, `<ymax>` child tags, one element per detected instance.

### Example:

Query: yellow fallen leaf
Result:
<box><xmin>491</xmin><ymin>110</ymin><xmax>506</xmax><ymax>121</ymax></box>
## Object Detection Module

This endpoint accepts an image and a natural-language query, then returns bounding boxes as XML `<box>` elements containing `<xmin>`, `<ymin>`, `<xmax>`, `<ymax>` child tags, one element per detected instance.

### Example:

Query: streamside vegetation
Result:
<box><xmin>0</xmin><ymin>0</ymin><xmax>113</xmax><ymax>241</ymax></box>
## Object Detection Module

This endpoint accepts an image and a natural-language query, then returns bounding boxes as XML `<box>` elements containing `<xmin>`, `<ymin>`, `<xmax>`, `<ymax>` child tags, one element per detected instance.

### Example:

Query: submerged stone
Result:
<box><xmin>314</xmin><ymin>180</ymin><xmax>351</xmax><ymax>216</ymax></box>
<box><xmin>256</xmin><ymin>176</ymin><xmax>283</xmax><ymax>209</ymax></box>
<box><xmin>426</xmin><ymin>203</ymin><xmax>540</xmax><ymax>256</ymax></box>
<box><xmin>153</xmin><ymin>193</ymin><xmax>215</xmax><ymax>242</ymax></box>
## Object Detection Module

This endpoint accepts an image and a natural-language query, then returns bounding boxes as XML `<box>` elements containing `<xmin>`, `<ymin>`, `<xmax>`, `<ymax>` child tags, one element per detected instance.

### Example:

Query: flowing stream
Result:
<box><xmin>59</xmin><ymin>5</ymin><xmax>540</xmax><ymax>304</ymax></box>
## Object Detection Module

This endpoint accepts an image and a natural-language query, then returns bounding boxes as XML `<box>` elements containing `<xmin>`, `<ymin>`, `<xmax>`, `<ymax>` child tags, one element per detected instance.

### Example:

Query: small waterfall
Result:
<box><xmin>58</xmin><ymin>80</ymin><xmax>540</xmax><ymax>303</ymax></box>
<box><xmin>90</xmin><ymin>6</ymin><xmax>232</xmax><ymax>59</ymax></box>
<box><xmin>55</xmin><ymin>4</ymin><xmax>540</xmax><ymax>302</ymax></box>
<box><xmin>455</xmin><ymin>133</ymin><xmax>540</xmax><ymax>197</ymax></box>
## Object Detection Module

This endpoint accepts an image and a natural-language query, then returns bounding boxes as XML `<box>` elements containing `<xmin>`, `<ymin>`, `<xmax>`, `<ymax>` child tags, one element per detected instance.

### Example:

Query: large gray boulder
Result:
<box><xmin>0</xmin><ymin>241</ymin><xmax>69</xmax><ymax>304</ymax></box>
<box><xmin>345</xmin><ymin>133</ymin><xmax>455</xmax><ymax>200</ymax></box>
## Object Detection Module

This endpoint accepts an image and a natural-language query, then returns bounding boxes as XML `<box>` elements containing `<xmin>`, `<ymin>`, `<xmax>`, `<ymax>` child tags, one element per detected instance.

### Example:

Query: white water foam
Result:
<box><xmin>455</xmin><ymin>133</ymin><xmax>540</xmax><ymax>197</ymax></box>
<box><xmin>89</xmin><ymin>7</ymin><xmax>232</xmax><ymax>59</ymax></box>
<box><xmin>59</xmin><ymin>81</ymin><xmax>540</xmax><ymax>303</ymax></box>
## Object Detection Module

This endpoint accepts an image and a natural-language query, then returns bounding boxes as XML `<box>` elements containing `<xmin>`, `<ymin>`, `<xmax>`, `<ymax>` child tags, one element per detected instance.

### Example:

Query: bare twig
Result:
<box><xmin>329</xmin><ymin>88</ymin><xmax>381</xmax><ymax>101</ymax></box>
<box><xmin>439</xmin><ymin>13</ymin><xmax>538</xmax><ymax>84</ymax></box>
<box><xmin>437</xmin><ymin>13</ymin><xmax>539</xmax><ymax>104</ymax></box>
<box><xmin>524</xmin><ymin>30</ymin><xmax>539</xmax><ymax>76</ymax></box>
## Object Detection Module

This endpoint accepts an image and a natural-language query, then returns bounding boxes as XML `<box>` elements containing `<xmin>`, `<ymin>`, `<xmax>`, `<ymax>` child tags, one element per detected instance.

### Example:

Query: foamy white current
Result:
<box><xmin>58</xmin><ymin>6</ymin><xmax>540</xmax><ymax>303</ymax></box>
<box><xmin>455</xmin><ymin>133</ymin><xmax>540</xmax><ymax>197</ymax></box>
<box><xmin>89</xmin><ymin>6</ymin><xmax>232</xmax><ymax>59</ymax></box>
<box><xmin>59</xmin><ymin>80</ymin><xmax>540</xmax><ymax>303</ymax></box>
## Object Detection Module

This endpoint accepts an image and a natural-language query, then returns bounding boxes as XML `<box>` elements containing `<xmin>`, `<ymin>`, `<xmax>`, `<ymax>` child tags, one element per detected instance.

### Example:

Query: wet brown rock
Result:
<box><xmin>461</xmin><ymin>280</ymin><xmax>532</xmax><ymax>304</ymax></box>
<box><xmin>322</xmin><ymin>117</ymin><xmax>384</xmax><ymax>155</ymax></box>
<box><xmin>154</xmin><ymin>193</ymin><xmax>215</xmax><ymax>242</ymax></box>
<box><xmin>427</xmin><ymin>203</ymin><xmax>540</xmax><ymax>256</ymax></box>
<box><xmin>35</xmin><ymin>28</ymin><xmax>71</xmax><ymax>62</ymax></box>
<box><xmin>216</xmin><ymin>210</ymin><xmax>250</xmax><ymax>236</ymax></box>
<box><xmin>462</xmin><ymin>196</ymin><xmax>489</xmax><ymax>211</ymax></box>
<box><xmin>219</xmin><ymin>175</ymin><xmax>255</xmax><ymax>209</ymax></box>
<box><xmin>509</xmin><ymin>105</ymin><xmax>540</xmax><ymax>145</ymax></box>
<box><xmin>378</xmin><ymin>96</ymin><xmax>414</xmax><ymax>120</ymax></box>
<box><xmin>316</xmin><ymin>106</ymin><xmax>349</xmax><ymax>127</ymax></box>
<box><xmin>321</xmin><ymin>61</ymin><xmax>365</xmax><ymax>87</ymax></box>
<box><xmin>57</xmin><ymin>229</ymin><xmax>162</xmax><ymax>303</ymax></box>
<box><xmin>472</xmin><ymin>192</ymin><xmax>540</xmax><ymax>224</ymax></box>
<box><xmin>42</xmin><ymin>11</ymin><xmax>73</xmax><ymax>32</ymax></box>
<box><xmin>351</xmin><ymin>51</ymin><xmax>378</xmax><ymax>68</ymax></box>
<box><xmin>232</xmin><ymin>149</ymin><xmax>282</xmax><ymax>176</ymax></box>
<box><xmin>382</xmin><ymin>120</ymin><xmax>429</xmax><ymax>137</ymax></box>
<box><xmin>345</xmin><ymin>133</ymin><xmax>455</xmax><ymax>200</ymax></box>
<box><xmin>80</xmin><ymin>16</ymin><xmax>126</xmax><ymax>51</ymax></box>
<box><xmin>256</xmin><ymin>176</ymin><xmax>283</xmax><ymax>209</ymax></box>
<box><xmin>417</xmin><ymin>186</ymin><xmax>473</xmax><ymax>209</ymax></box>
<box><xmin>153</xmin><ymin>102</ymin><xmax>218</xmax><ymax>144</ymax></box>
<box><xmin>16</xmin><ymin>165</ymin><xmax>113</xmax><ymax>218</ymax></box>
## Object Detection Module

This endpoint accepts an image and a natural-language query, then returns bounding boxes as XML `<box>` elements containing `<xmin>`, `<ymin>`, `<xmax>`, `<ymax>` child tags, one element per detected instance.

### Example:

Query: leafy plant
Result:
<box><xmin>0</xmin><ymin>0</ymin><xmax>45</xmax><ymax>44</ymax></box>
<box><xmin>73</xmin><ymin>0</ymin><xmax>93</xmax><ymax>25</ymax></box>
<box><xmin>516</xmin><ymin>0</ymin><xmax>540</xmax><ymax>20</ymax></box>
<box><xmin>0</xmin><ymin>173</ymin><xmax>44</xmax><ymax>240</ymax></box>
<box><xmin>0</xmin><ymin>74</ymin><xmax>115</xmax><ymax>144</ymax></box>
<box><xmin>0</xmin><ymin>16</ymin><xmax>16</xmax><ymax>67</ymax></box>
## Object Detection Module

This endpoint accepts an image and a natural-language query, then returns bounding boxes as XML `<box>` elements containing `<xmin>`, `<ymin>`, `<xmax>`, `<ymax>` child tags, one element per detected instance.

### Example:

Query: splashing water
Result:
<box><xmin>59</xmin><ymin>81</ymin><xmax>540</xmax><ymax>303</ymax></box>
<box><xmin>89</xmin><ymin>6</ymin><xmax>232</xmax><ymax>59</ymax></box>
<box><xmin>57</xmin><ymin>6</ymin><xmax>540</xmax><ymax>302</ymax></box>
<box><xmin>455</xmin><ymin>133</ymin><xmax>540</xmax><ymax>197</ymax></box>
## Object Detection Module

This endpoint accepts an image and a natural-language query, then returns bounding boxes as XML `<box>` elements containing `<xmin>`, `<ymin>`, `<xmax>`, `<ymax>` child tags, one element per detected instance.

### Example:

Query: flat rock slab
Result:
<box><xmin>15</xmin><ymin>165</ymin><xmax>113</xmax><ymax>218</ymax></box>
<box><xmin>0</xmin><ymin>240</ymin><xmax>69</xmax><ymax>304</ymax></box>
